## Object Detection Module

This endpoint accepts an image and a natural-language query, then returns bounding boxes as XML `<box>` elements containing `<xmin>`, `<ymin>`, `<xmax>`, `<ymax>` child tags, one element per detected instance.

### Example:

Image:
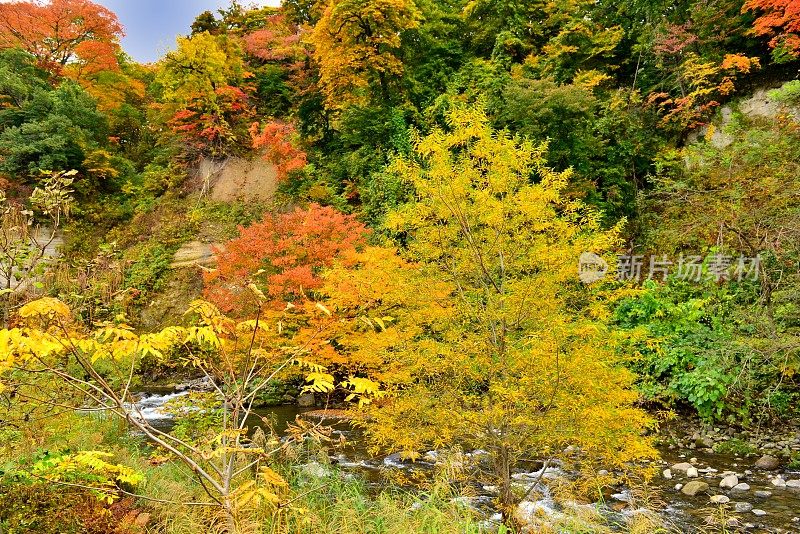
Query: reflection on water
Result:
<box><xmin>131</xmin><ymin>390</ymin><xmax>314</xmax><ymax>432</ymax></box>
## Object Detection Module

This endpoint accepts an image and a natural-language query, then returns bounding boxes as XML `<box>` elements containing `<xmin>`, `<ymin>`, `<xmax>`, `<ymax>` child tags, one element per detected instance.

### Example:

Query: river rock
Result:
<box><xmin>710</xmin><ymin>495</ymin><xmax>730</xmax><ymax>504</ymax></box>
<box><xmin>672</xmin><ymin>462</ymin><xmax>694</xmax><ymax>472</ymax></box>
<box><xmin>720</xmin><ymin>474</ymin><xmax>739</xmax><ymax>489</ymax></box>
<box><xmin>174</xmin><ymin>376</ymin><xmax>215</xmax><ymax>391</ymax></box>
<box><xmin>752</xmin><ymin>509</ymin><xmax>767</xmax><ymax>517</ymax></box>
<box><xmin>786</xmin><ymin>479</ymin><xmax>800</xmax><ymax>488</ymax></box>
<box><xmin>663</xmin><ymin>468</ymin><xmax>673</xmax><ymax>480</ymax></box>
<box><xmin>297</xmin><ymin>393</ymin><xmax>316</xmax><ymax>407</ymax></box>
<box><xmin>734</xmin><ymin>502</ymin><xmax>753</xmax><ymax>513</ymax></box>
<box><xmin>755</xmin><ymin>455</ymin><xmax>780</xmax><ymax>470</ymax></box>
<box><xmin>771</xmin><ymin>476</ymin><xmax>786</xmax><ymax>487</ymax></box>
<box><xmin>681</xmin><ymin>481</ymin><xmax>709</xmax><ymax>496</ymax></box>
<box><xmin>696</xmin><ymin>435</ymin><xmax>715</xmax><ymax>448</ymax></box>
<box><xmin>687</xmin><ymin>467</ymin><xmax>699</xmax><ymax>478</ymax></box>
<box><xmin>424</xmin><ymin>451</ymin><xmax>440</xmax><ymax>463</ymax></box>
<box><xmin>754</xmin><ymin>490</ymin><xmax>772</xmax><ymax>498</ymax></box>
<box><xmin>732</xmin><ymin>483</ymin><xmax>751</xmax><ymax>491</ymax></box>
<box><xmin>611</xmin><ymin>491</ymin><xmax>632</xmax><ymax>503</ymax></box>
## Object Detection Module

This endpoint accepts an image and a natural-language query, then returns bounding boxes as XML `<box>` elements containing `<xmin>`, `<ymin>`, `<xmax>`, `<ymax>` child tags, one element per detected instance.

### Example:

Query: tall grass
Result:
<box><xmin>2</xmin><ymin>411</ymin><xmax>677</xmax><ymax>534</ymax></box>
<box><xmin>268</xmin><ymin>474</ymin><xmax>484</xmax><ymax>534</ymax></box>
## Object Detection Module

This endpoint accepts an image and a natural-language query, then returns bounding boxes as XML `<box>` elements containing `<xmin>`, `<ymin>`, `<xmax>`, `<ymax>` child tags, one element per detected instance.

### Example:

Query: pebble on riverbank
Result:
<box><xmin>735</xmin><ymin>502</ymin><xmax>753</xmax><ymax>513</ymax></box>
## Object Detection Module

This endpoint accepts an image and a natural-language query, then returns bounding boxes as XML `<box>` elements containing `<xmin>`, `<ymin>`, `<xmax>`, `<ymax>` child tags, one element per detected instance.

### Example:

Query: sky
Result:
<box><xmin>97</xmin><ymin>0</ymin><xmax>281</xmax><ymax>63</ymax></box>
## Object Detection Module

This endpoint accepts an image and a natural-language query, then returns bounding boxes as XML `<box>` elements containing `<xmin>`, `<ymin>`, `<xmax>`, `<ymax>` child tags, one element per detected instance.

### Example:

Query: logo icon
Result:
<box><xmin>578</xmin><ymin>252</ymin><xmax>608</xmax><ymax>284</ymax></box>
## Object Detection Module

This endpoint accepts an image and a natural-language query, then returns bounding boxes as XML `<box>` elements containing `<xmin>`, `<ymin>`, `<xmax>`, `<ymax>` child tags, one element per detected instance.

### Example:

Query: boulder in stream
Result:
<box><xmin>297</xmin><ymin>393</ymin><xmax>316</xmax><ymax>407</ymax></box>
<box><xmin>681</xmin><ymin>481</ymin><xmax>709</xmax><ymax>496</ymax></box>
<box><xmin>672</xmin><ymin>462</ymin><xmax>694</xmax><ymax>472</ymax></box>
<box><xmin>771</xmin><ymin>476</ymin><xmax>786</xmax><ymax>487</ymax></box>
<box><xmin>755</xmin><ymin>455</ymin><xmax>780</xmax><ymax>470</ymax></box>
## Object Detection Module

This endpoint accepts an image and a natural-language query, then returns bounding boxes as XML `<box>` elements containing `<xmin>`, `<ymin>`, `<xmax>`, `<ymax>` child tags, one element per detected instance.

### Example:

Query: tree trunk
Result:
<box><xmin>224</xmin><ymin>498</ymin><xmax>239</xmax><ymax>534</ymax></box>
<box><xmin>497</xmin><ymin>444</ymin><xmax>515</xmax><ymax>527</ymax></box>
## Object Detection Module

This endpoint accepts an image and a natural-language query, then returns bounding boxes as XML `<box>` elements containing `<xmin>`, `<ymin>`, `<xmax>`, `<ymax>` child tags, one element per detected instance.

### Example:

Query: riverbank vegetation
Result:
<box><xmin>1</xmin><ymin>0</ymin><xmax>799</xmax><ymax>532</ymax></box>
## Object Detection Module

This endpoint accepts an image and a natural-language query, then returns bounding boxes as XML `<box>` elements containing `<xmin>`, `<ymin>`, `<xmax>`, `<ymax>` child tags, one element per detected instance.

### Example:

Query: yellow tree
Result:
<box><xmin>366</xmin><ymin>104</ymin><xmax>655</xmax><ymax>522</ymax></box>
<box><xmin>309</xmin><ymin>0</ymin><xmax>421</xmax><ymax>109</ymax></box>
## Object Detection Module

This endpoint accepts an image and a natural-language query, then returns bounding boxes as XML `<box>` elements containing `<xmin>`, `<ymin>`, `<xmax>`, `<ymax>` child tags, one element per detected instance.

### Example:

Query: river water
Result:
<box><xmin>133</xmin><ymin>391</ymin><xmax>800</xmax><ymax>533</ymax></box>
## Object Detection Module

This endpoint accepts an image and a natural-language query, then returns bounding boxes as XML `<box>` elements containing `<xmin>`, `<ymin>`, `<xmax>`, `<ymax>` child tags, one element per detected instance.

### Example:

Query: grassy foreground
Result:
<box><xmin>0</xmin><ymin>412</ymin><xmax>674</xmax><ymax>534</ymax></box>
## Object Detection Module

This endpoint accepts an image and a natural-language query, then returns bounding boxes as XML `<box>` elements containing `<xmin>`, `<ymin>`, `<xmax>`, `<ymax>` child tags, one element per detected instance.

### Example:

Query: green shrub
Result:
<box><xmin>768</xmin><ymin>80</ymin><xmax>800</xmax><ymax>106</ymax></box>
<box><xmin>124</xmin><ymin>243</ymin><xmax>174</xmax><ymax>295</ymax></box>
<box><xmin>713</xmin><ymin>438</ymin><xmax>757</xmax><ymax>456</ymax></box>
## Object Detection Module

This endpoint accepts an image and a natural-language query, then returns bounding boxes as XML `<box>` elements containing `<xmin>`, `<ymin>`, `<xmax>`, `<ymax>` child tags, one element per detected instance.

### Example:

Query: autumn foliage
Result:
<box><xmin>745</xmin><ymin>0</ymin><xmax>800</xmax><ymax>59</ymax></box>
<box><xmin>203</xmin><ymin>204</ymin><xmax>369</xmax><ymax>314</ymax></box>
<box><xmin>0</xmin><ymin>0</ymin><xmax>123</xmax><ymax>76</ymax></box>
<box><xmin>243</xmin><ymin>12</ymin><xmax>317</xmax><ymax>107</ymax></box>
<box><xmin>646</xmin><ymin>53</ymin><xmax>760</xmax><ymax>128</ymax></box>
<box><xmin>371</xmin><ymin>105</ymin><xmax>655</xmax><ymax>518</ymax></box>
<box><xmin>168</xmin><ymin>85</ymin><xmax>253</xmax><ymax>153</ymax></box>
<box><xmin>250</xmin><ymin>120</ymin><xmax>307</xmax><ymax>180</ymax></box>
<box><xmin>310</xmin><ymin>0</ymin><xmax>421</xmax><ymax>108</ymax></box>
<box><xmin>244</xmin><ymin>13</ymin><xmax>307</xmax><ymax>65</ymax></box>
<box><xmin>156</xmin><ymin>32</ymin><xmax>254</xmax><ymax>156</ymax></box>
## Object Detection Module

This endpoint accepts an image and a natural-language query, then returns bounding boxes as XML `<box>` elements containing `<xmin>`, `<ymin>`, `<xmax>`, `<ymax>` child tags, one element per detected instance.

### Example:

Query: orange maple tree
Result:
<box><xmin>244</xmin><ymin>12</ymin><xmax>307</xmax><ymax>65</ymax></box>
<box><xmin>646</xmin><ymin>52</ymin><xmax>760</xmax><ymax>129</ymax></box>
<box><xmin>744</xmin><ymin>0</ymin><xmax>800</xmax><ymax>58</ymax></box>
<box><xmin>0</xmin><ymin>0</ymin><xmax>123</xmax><ymax>76</ymax></box>
<box><xmin>250</xmin><ymin>120</ymin><xmax>308</xmax><ymax>181</ymax></box>
<box><xmin>203</xmin><ymin>204</ymin><xmax>369</xmax><ymax>315</ymax></box>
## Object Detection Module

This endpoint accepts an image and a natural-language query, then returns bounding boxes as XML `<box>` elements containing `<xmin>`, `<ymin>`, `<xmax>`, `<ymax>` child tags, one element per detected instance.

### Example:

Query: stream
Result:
<box><xmin>132</xmin><ymin>390</ymin><xmax>800</xmax><ymax>533</ymax></box>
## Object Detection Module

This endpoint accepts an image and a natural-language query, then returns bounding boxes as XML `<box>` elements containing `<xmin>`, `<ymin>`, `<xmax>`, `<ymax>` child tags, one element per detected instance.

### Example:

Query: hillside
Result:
<box><xmin>1</xmin><ymin>0</ymin><xmax>799</xmax><ymax>532</ymax></box>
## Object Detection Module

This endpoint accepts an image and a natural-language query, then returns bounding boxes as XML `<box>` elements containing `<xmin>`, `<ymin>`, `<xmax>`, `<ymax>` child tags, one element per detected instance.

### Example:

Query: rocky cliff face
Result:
<box><xmin>197</xmin><ymin>154</ymin><xmax>279</xmax><ymax>203</ymax></box>
<box><xmin>687</xmin><ymin>81</ymin><xmax>800</xmax><ymax>149</ymax></box>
